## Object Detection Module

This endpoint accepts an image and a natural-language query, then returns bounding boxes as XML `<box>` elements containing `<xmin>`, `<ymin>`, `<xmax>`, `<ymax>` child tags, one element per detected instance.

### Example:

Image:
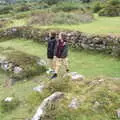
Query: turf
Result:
<box><xmin>34</xmin><ymin>14</ymin><xmax>120</xmax><ymax>35</ymax></box>
<box><xmin>0</xmin><ymin>38</ymin><xmax>120</xmax><ymax>120</ymax></box>
<box><xmin>0</xmin><ymin>38</ymin><xmax>120</xmax><ymax>77</ymax></box>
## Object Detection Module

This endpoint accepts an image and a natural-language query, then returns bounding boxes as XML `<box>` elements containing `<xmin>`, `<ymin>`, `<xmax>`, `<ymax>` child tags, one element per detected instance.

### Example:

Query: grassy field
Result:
<box><xmin>38</xmin><ymin>14</ymin><xmax>120</xmax><ymax>35</ymax></box>
<box><xmin>0</xmin><ymin>39</ymin><xmax>120</xmax><ymax>77</ymax></box>
<box><xmin>7</xmin><ymin>14</ymin><xmax>120</xmax><ymax>35</ymax></box>
<box><xmin>0</xmin><ymin>38</ymin><xmax>120</xmax><ymax>120</ymax></box>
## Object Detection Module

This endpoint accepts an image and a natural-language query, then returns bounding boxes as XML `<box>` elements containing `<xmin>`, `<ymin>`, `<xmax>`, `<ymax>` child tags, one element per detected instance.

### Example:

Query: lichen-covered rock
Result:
<box><xmin>0</xmin><ymin>26</ymin><xmax>120</xmax><ymax>56</ymax></box>
<box><xmin>68</xmin><ymin>98</ymin><xmax>80</xmax><ymax>109</ymax></box>
<box><xmin>64</xmin><ymin>72</ymin><xmax>85</xmax><ymax>81</ymax></box>
<box><xmin>117</xmin><ymin>109</ymin><xmax>120</xmax><ymax>118</ymax></box>
<box><xmin>0</xmin><ymin>47</ymin><xmax>46</xmax><ymax>80</ymax></box>
<box><xmin>32</xmin><ymin>92</ymin><xmax>64</xmax><ymax>120</ymax></box>
<box><xmin>33</xmin><ymin>84</ymin><xmax>45</xmax><ymax>93</ymax></box>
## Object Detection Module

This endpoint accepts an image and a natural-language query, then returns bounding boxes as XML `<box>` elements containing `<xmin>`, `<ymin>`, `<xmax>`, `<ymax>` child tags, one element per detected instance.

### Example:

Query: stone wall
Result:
<box><xmin>0</xmin><ymin>26</ymin><xmax>120</xmax><ymax>56</ymax></box>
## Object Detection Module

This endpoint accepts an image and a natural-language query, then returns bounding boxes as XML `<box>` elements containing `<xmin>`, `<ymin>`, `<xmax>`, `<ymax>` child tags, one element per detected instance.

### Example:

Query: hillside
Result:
<box><xmin>0</xmin><ymin>0</ymin><xmax>120</xmax><ymax>120</ymax></box>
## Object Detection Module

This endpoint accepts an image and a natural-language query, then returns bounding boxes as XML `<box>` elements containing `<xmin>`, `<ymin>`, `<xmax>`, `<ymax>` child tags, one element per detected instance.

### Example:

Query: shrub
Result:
<box><xmin>108</xmin><ymin>0</ymin><xmax>120</xmax><ymax>6</ymax></box>
<box><xmin>0</xmin><ymin>6</ymin><xmax>13</xmax><ymax>14</ymax></box>
<box><xmin>29</xmin><ymin>11</ymin><xmax>55</xmax><ymax>25</ymax></box>
<box><xmin>98</xmin><ymin>0</ymin><xmax>120</xmax><ymax>16</ymax></box>
<box><xmin>44</xmin><ymin>0</ymin><xmax>62</xmax><ymax>5</ymax></box>
<box><xmin>16</xmin><ymin>4</ymin><xmax>30</xmax><ymax>12</ymax></box>
<box><xmin>51</xmin><ymin>2</ymin><xmax>83</xmax><ymax>12</ymax></box>
<box><xmin>99</xmin><ymin>6</ymin><xmax>120</xmax><ymax>17</ymax></box>
<box><xmin>53</xmin><ymin>12</ymin><xmax>94</xmax><ymax>24</ymax></box>
<box><xmin>93</xmin><ymin>2</ymin><xmax>104</xmax><ymax>13</ymax></box>
<box><xmin>0</xmin><ymin>98</ymin><xmax>20</xmax><ymax>113</ymax></box>
<box><xmin>0</xmin><ymin>48</ymin><xmax>46</xmax><ymax>80</ymax></box>
<box><xmin>37</xmin><ymin>2</ymin><xmax>49</xmax><ymax>9</ymax></box>
<box><xmin>29</xmin><ymin>11</ymin><xmax>94</xmax><ymax>25</ymax></box>
<box><xmin>14</xmin><ymin>12</ymin><xmax>29</xmax><ymax>19</ymax></box>
<box><xmin>47</xmin><ymin>77</ymin><xmax>72</xmax><ymax>93</ymax></box>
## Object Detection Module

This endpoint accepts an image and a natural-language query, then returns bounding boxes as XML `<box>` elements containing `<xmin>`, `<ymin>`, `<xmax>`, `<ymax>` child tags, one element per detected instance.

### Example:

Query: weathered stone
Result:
<box><xmin>0</xmin><ymin>26</ymin><xmax>120</xmax><ymax>56</ymax></box>
<box><xmin>4</xmin><ymin>97</ymin><xmax>13</xmax><ymax>102</ymax></box>
<box><xmin>14</xmin><ymin>66</ymin><xmax>23</xmax><ymax>74</ymax></box>
<box><xmin>33</xmin><ymin>84</ymin><xmax>45</xmax><ymax>93</ymax></box>
<box><xmin>117</xmin><ymin>109</ymin><xmax>120</xmax><ymax>118</ymax></box>
<box><xmin>65</xmin><ymin>72</ymin><xmax>85</xmax><ymax>81</ymax></box>
<box><xmin>68</xmin><ymin>98</ymin><xmax>80</xmax><ymax>109</ymax></box>
<box><xmin>93</xmin><ymin>101</ymin><xmax>101</xmax><ymax>110</ymax></box>
<box><xmin>32</xmin><ymin>92</ymin><xmax>64</xmax><ymax>120</ymax></box>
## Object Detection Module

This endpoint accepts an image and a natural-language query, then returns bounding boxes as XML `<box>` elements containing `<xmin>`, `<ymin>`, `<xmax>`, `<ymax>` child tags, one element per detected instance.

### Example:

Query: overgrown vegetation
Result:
<box><xmin>0</xmin><ymin>47</ymin><xmax>46</xmax><ymax>80</ymax></box>
<box><xmin>0</xmin><ymin>0</ymin><xmax>120</xmax><ymax>120</ymax></box>
<box><xmin>0</xmin><ymin>97</ymin><xmax>20</xmax><ymax>113</ymax></box>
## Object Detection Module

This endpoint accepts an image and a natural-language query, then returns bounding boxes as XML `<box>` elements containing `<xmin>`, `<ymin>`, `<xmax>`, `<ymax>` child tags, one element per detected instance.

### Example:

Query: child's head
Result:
<box><xmin>59</xmin><ymin>32</ymin><xmax>67</xmax><ymax>41</ymax></box>
<box><xmin>49</xmin><ymin>31</ymin><xmax>56</xmax><ymax>38</ymax></box>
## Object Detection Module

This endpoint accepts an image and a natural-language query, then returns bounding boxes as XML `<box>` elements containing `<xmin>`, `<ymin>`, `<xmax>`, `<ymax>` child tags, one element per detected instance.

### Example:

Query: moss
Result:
<box><xmin>0</xmin><ymin>98</ymin><xmax>20</xmax><ymax>113</ymax></box>
<box><xmin>0</xmin><ymin>47</ymin><xmax>46</xmax><ymax>80</ymax></box>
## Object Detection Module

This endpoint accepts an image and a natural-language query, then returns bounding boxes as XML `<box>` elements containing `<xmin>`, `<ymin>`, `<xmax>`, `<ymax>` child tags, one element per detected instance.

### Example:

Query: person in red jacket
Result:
<box><xmin>51</xmin><ymin>32</ymin><xmax>69</xmax><ymax>79</ymax></box>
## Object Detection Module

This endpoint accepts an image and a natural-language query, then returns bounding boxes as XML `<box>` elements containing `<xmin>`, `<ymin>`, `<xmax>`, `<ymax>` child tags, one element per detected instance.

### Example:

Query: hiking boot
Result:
<box><xmin>50</xmin><ymin>73</ymin><xmax>57</xmax><ymax>79</ymax></box>
<box><xmin>66</xmin><ymin>69</ymin><xmax>70</xmax><ymax>72</ymax></box>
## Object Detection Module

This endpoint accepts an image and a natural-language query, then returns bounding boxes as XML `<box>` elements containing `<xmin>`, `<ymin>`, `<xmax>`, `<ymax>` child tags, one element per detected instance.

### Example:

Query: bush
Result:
<box><xmin>0</xmin><ymin>98</ymin><xmax>20</xmax><ymax>113</ymax></box>
<box><xmin>47</xmin><ymin>77</ymin><xmax>72</xmax><ymax>93</ymax></box>
<box><xmin>99</xmin><ymin>6</ymin><xmax>120</xmax><ymax>17</ymax></box>
<box><xmin>108</xmin><ymin>0</ymin><xmax>120</xmax><ymax>6</ymax></box>
<box><xmin>29</xmin><ymin>11</ymin><xmax>94</xmax><ymax>25</ymax></box>
<box><xmin>16</xmin><ymin>4</ymin><xmax>30</xmax><ymax>12</ymax></box>
<box><xmin>14</xmin><ymin>12</ymin><xmax>29</xmax><ymax>19</ymax></box>
<box><xmin>53</xmin><ymin>12</ymin><xmax>94</xmax><ymax>24</ymax></box>
<box><xmin>51</xmin><ymin>2</ymin><xmax>83</xmax><ymax>12</ymax></box>
<box><xmin>93</xmin><ymin>2</ymin><xmax>104</xmax><ymax>13</ymax></box>
<box><xmin>0</xmin><ymin>6</ymin><xmax>13</xmax><ymax>14</ymax></box>
<box><xmin>98</xmin><ymin>0</ymin><xmax>120</xmax><ymax>16</ymax></box>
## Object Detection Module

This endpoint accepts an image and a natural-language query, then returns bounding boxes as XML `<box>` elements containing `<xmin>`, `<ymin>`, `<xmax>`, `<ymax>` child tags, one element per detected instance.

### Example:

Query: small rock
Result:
<box><xmin>66</xmin><ymin>72</ymin><xmax>85</xmax><ymax>81</ymax></box>
<box><xmin>68</xmin><ymin>98</ymin><xmax>80</xmax><ymax>109</ymax></box>
<box><xmin>4</xmin><ymin>97</ymin><xmax>13</xmax><ymax>102</ymax></box>
<box><xmin>117</xmin><ymin>109</ymin><xmax>120</xmax><ymax>118</ymax></box>
<box><xmin>33</xmin><ymin>84</ymin><xmax>45</xmax><ymax>93</ymax></box>
<box><xmin>93</xmin><ymin>101</ymin><xmax>100</xmax><ymax>109</ymax></box>
<box><xmin>14</xmin><ymin>66</ymin><xmax>23</xmax><ymax>74</ymax></box>
<box><xmin>37</xmin><ymin>59</ymin><xmax>47</xmax><ymax>66</ymax></box>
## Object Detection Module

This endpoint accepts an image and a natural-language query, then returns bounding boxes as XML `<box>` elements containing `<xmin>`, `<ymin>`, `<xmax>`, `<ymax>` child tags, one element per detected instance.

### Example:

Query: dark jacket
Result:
<box><xmin>54</xmin><ymin>40</ymin><xmax>68</xmax><ymax>58</ymax></box>
<box><xmin>47</xmin><ymin>37</ymin><xmax>56</xmax><ymax>59</ymax></box>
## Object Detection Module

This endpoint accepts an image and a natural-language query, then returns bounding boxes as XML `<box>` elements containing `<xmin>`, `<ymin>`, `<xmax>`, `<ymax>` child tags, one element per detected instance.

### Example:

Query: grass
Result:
<box><xmin>38</xmin><ymin>14</ymin><xmax>120</xmax><ymax>35</ymax></box>
<box><xmin>0</xmin><ymin>39</ymin><xmax>120</xmax><ymax>77</ymax></box>
<box><xmin>0</xmin><ymin>38</ymin><xmax>120</xmax><ymax>120</ymax></box>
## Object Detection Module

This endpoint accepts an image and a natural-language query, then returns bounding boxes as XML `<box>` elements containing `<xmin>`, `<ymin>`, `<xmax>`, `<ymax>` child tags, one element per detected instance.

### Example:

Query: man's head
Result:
<box><xmin>49</xmin><ymin>31</ymin><xmax>56</xmax><ymax>38</ymax></box>
<box><xmin>59</xmin><ymin>32</ymin><xmax>67</xmax><ymax>41</ymax></box>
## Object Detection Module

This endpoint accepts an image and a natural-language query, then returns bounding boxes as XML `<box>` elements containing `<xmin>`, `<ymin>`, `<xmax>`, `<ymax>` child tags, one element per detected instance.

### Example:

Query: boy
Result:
<box><xmin>51</xmin><ymin>32</ymin><xmax>69</xmax><ymax>79</ymax></box>
<box><xmin>47</xmin><ymin>31</ymin><xmax>57</xmax><ymax>74</ymax></box>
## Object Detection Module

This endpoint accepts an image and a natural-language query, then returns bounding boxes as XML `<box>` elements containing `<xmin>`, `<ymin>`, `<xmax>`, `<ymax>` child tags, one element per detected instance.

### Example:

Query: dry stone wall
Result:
<box><xmin>0</xmin><ymin>26</ymin><xmax>120</xmax><ymax>56</ymax></box>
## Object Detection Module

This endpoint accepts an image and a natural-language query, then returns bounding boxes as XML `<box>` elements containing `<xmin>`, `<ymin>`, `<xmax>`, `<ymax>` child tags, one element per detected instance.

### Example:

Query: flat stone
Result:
<box><xmin>4</xmin><ymin>97</ymin><xmax>13</xmax><ymax>102</ymax></box>
<box><xmin>67</xmin><ymin>72</ymin><xmax>85</xmax><ymax>81</ymax></box>
<box><xmin>33</xmin><ymin>84</ymin><xmax>45</xmax><ymax>93</ymax></box>
<box><xmin>68</xmin><ymin>98</ymin><xmax>80</xmax><ymax>109</ymax></box>
<box><xmin>32</xmin><ymin>92</ymin><xmax>64</xmax><ymax>120</ymax></box>
<box><xmin>117</xmin><ymin>109</ymin><xmax>120</xmax><ymax>118</ymax></box>
<box><xmin>14</xmin><ymin>66</ymin><xmax>23</xmax><ymax>74</ymax></box>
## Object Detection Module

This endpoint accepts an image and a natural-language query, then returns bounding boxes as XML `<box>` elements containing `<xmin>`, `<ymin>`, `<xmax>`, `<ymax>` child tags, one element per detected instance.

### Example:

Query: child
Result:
<box><xmin>47</xmin><ymin>31</ymin><xmax>57</xmax><ymax>74</ymax></box>
<box><xmin>51</xmin><ymin>32</ymin><xmax>69</xmax><ymax>79</ymax></box>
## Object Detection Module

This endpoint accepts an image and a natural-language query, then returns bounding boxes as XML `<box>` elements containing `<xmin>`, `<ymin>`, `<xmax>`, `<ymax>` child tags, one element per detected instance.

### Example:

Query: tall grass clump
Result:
<box><xmin>29</xmin><ymin>11</ymin><xmax>94</xmax><ymax>25</ymax></box>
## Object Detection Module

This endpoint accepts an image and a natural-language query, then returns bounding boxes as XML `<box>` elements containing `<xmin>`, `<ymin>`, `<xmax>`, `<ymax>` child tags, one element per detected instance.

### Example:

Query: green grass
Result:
<box><xmin>38</xmin><ymin>14</ymin><xmax>120</xmax><ymax>35</ymax></box>
<box><xmin>0</xmin><ymin>38</ymin><xmax>120</xmax><ymax>120</ymax></box>
<box><xmin>0</xmin><ymin>39</ymin><xmax>120</xmax><ymax>77</ymax></box>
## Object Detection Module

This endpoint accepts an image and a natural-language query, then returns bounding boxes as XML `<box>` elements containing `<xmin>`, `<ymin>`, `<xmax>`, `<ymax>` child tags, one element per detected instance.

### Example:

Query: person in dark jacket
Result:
<box><xmin>47</xmin><ymin>31</ymin><xmax>57</xmax><ymax>74</ymax></box>
<box><xmin>51</xmin><ymin>32</ymin><xmax>69</xmax><ymax>79</ymax></box>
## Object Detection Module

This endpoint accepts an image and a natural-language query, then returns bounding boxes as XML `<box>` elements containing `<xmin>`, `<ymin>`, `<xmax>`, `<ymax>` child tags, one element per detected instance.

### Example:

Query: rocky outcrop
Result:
<box><xmin>0</xmin><ymin>48</ymin><xmax>47</xmax><ymax>80</ymax></box>
<box><xmin>32</xmin><ymin>92</ymin><xmax>64</xmax><ymax>120</ymax></box>
<box><xmin>0</xmin><ymin>26</ymin><xmax>120</xmax><ymax>56</ymax></box>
